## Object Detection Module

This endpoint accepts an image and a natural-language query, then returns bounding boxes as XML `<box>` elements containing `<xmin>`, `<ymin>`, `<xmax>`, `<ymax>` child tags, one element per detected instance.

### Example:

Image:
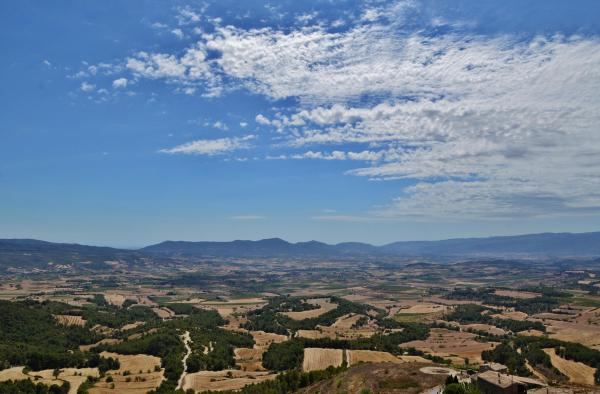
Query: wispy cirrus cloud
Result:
<box><xmin>159</xmin><ymin>135</ymin><xmax>255</xmax><ymax>156</ymax></box>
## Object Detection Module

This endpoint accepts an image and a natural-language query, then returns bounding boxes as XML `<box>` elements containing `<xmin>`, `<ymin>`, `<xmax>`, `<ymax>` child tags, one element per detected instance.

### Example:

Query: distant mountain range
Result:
<box><xmin>141</xmin><ymin>232</ymin><xmax>600</xmax><ymax>258</ymax></box>
<box><xmin>1</xmin><ymin>231</ymin><xmax>599</xmax><ymax>269</ymax></box>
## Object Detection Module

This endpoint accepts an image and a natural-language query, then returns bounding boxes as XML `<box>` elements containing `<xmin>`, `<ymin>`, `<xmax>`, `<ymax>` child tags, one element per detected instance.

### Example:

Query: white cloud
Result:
<box><xmin>85</xmin><ymin>1</ymin><xmax>600</xmax><ymax>218</ymax></box>
<box><xmin>151</xmin><ymin>22</ymin><xmax>168</xmax><ymax>29</ymax></box>
<box><xmin>177</xmin><ymin>6</ymin><xmax>203</xmax><ymax>25</ymax></box>
<box><xmin>212</xmin><ymin>121</ymin><xmax>229</xmax><ymax>130</ymax></box>
<box><xmin>80</xmin><ymin>82</ymin><xmax>95</xmax><ymax>92</ymax></box>
<box><xmin>171</xmin><ymin>28</ymin><xmax>184</xmax><ymax>39</ymax></box>
<box><xmin>255</xmin><ymin>114</ymin><xmax>270</xmax><ymax>125</ymax></box>
<box><xmin>159</xmin><ymin>135</ymin><xmax>255</xmax><ymax>156</ymax></box>
<box><xmin>239</xmin><ymin>121</ymin><xmax>248</xmax><ymax>128</ymax></box>
<box><xmin>291</xmin><ymin>150</ymin><xmax>385</xmax><ymax>161</ymax></box>
<box><xmin>43</xmin><ymin>59</ymin><xmax>52</xmax><ymax>67</ymax></box>
<box><xmin>112</xmin><ymin>78</ymin><xmax>128</xmax><ymax>88</ymax></box>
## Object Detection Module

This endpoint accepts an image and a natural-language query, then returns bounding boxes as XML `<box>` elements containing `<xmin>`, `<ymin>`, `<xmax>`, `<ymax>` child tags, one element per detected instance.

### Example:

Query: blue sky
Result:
<box><xmin>1</xmin><ymin>0</ymin><xmax>600</xmax><ymax>247</ymax></box>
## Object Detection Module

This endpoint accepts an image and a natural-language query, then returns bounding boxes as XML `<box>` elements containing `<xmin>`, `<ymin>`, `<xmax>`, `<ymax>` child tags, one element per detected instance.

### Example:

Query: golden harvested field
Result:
<box><xmin>283</xmin><ymin>298</ymin><xmax>337</xmax><ymax>320</ymax></box>
<box><xmin>296</xmin><ymin>329</ymin><xmax>332</xmax><ymax>340</ymax></box>
<box><xmin>151</xmin><ymin>307</ymin><xmax>174</xmax><ymax>319</ymax></box>
<box><xmin>491</xmin><ymin>310</ymin><xmax>529</xmax><ymax>321</ymax></box>
<box><xmin>0</xmin><ymin>367</ymin><xmax>99</xmax><ymax>394</ymax></box>
<box><xmin>494</xmin><ymin>290</ymin><xmax>540</xmax><ymax>299</ymax></box>
<box><xmin>401</xmin><ymin>328</ymin><xmax>496</xmax><ymax>364</ymax></box>
<box><xmin>79</xmin><ymin>338</ymin><xmax>122</xmax><ymax>351</ymax></box>
<box><xmin>91</xmin><ymin>352</ymin><xmax>164</xmax><ymax>394</ymax></box>
<box><xmin>100</xmin><ymin>352</ymin><xmax>162</xmax><ymax>373</ymax></box>
<box><xmin>517</xmin><ymin>329</ymin><xmax>545</xmax><ymax>337</ymax></box>
<box><xmin>302</xmin><ymin>348</ymin><xmax>344</xmax><ymax>372</ymax></box>
<box><xmin>201</xmin><ymin>298</ymin><xmax>267</xmax><ymax>317</ymax></box>
<box><xmin>543</xmin><ymin>348</ymin><xmax>597</xmax><ymax>386</ymax></box>
<box><xmin>54</xmin><ymin>314</ymin><xmax>86</xmax><ymax>327</ymax></box>
<box><xmin>103</xmin><ymin>293</ymin><xmax>127</xmax><ymax>307</ymax></box>
<box><xmin>250</xmin><ymin>330</ymin><xmax>288</xmax><ymax>349</ymax></box>
<box><xmin>296</xmin><ymin>325</ymin><xmax>376</xmax><ymax>340</ymax></box>
<box><xmin>121</xmin><ymin>321</ymin><xmax>145</xmax><ymax>331</ymax></box>
<box><xmin>547</xmin><ymin>320</ymin><xmax>600</xmax><ymax>350</ymax></box>
<box><xmin>37</xmin><ymin>368</ymin><xmax>100</xmax><ymax>394</ymax></box>
<box><xmin>346</xmin><ymin>350</ymin><xmax>401</xmax><ymax>365</ymax></box>
<box><xmin>0</xmin><ymin>366</ymin><xmax>31</xmax><ymax>382</ymax></box>
<box><xmin>460</xmin><ymin>323</ymin><xmax>506</xmax><ymax>336</ymax></box>
<box><xmin>235</xmin><ymin>348</ymin><xmax>266</xmax><ymax>372</ymax></box>
<box><xmin>396</xmin><ymin>303</ymin><xmax>447</xmax><ymax>314</ymax></box>
<box><xmin>181</xmin><ymin>370</ymin><xmax>276</xmax><ymax>392</ymax></box>
<box><xmin>331</xmin><ymin>314</ymin><xmax>364</xmax><ymax>329</ymax></box>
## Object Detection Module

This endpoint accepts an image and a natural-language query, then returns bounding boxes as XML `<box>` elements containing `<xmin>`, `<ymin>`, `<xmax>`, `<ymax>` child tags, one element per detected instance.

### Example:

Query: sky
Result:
<box><xmin>1</xmin><ymin>0</ymin><xmax>600</xmax><ymax>247</ymax></box>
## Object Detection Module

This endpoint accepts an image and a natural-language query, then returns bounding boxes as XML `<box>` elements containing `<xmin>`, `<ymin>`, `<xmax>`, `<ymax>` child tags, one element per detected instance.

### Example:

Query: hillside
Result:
<box><xmin>0</xmin><ymin>239</ymin><xmax>144</xmax><ymax>269</ymax></box>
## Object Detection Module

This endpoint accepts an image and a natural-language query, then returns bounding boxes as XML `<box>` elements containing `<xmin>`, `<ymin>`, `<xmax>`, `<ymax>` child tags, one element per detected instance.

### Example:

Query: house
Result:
<box><xmin>480</xmin><ymin>363</ymin><xmax>509</xmax><ymax>373</ymax></box>
<box><xmin>476</xmin><ymin>371</ymin><xmax>545</xmax><ymax>394</ymax></box>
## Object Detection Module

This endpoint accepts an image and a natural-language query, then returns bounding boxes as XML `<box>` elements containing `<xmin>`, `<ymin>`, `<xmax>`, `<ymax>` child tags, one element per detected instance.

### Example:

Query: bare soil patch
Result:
<box><xmin>303</xmin><ymin>362</ymin><xmax>445</xmax><ymax>394</ymax></box>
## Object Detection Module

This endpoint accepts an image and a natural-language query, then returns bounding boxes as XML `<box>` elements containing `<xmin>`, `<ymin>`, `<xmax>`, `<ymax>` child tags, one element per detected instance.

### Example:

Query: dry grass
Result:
<box><xmin>283</xmin><ymin>298</ymin><xmax>337</xmax><ymax>320</ymax></box>
<box><xmin>302</xmin><ymin>348</ymin><xmax>344</xmax><ymax>372</ymax></box>
<box><xmin>181</xmin><ymin>370</ymin><xmax>276</xmax><ymax>392</ymax></box>
<box><xmin>543</xmin><ymin>348</ymin><xmax>597</xmax><ymax>386</ymax></box>
<box><xmin>54</xmin><ymin>314</ymin><xmax>86</xmax><ymax>327</ymax></box>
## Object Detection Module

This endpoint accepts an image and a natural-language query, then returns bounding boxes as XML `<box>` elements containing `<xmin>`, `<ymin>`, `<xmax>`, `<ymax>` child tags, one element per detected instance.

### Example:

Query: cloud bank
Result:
<box><xmin>84</xmin><ymin>1</ymin><xmax>600</xmax><ymax>219</ymax></box>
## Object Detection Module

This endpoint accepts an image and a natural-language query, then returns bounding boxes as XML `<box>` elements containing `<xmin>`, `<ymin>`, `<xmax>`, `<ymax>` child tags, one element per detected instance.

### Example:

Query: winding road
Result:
<box><xmin>176</xmin><ymin>331</ymin><xmax>192</xmax><ymax>391</ymax></box>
